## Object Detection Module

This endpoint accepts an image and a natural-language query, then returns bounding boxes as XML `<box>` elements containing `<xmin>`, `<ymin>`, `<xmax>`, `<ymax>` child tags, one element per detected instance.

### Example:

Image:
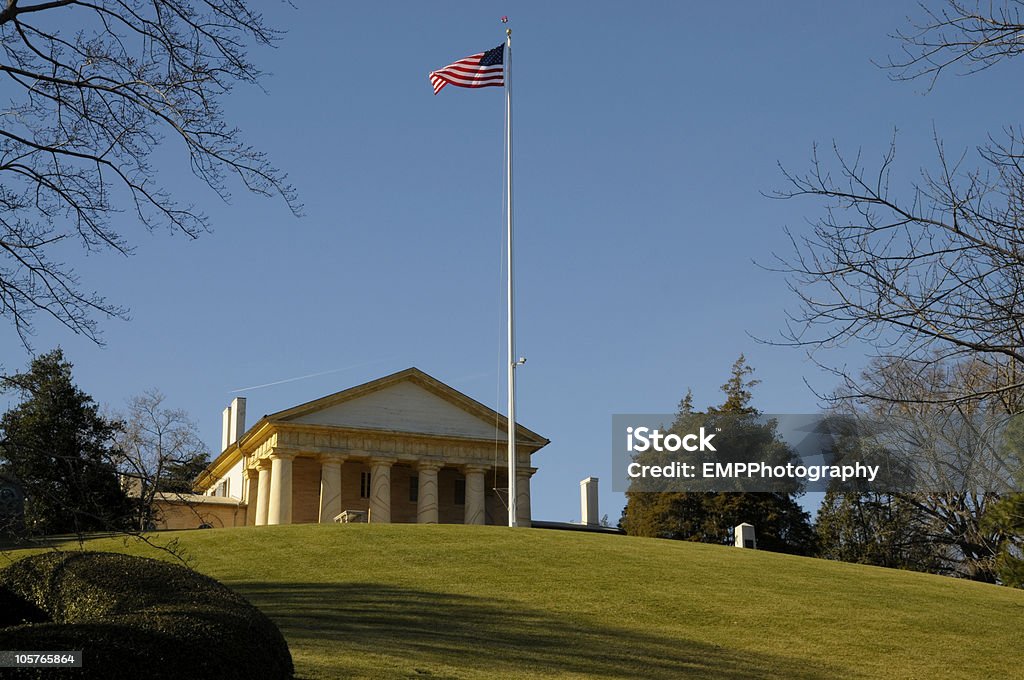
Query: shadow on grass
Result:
<box><xmin>0</xmin><ymin>532</ymin><xmax>123</xmax><ymax>553</ymax></box>
<box><xmin>234</xmin><ymin>582</ymin><xmax>850</xmax><ymax>679</ymax></box>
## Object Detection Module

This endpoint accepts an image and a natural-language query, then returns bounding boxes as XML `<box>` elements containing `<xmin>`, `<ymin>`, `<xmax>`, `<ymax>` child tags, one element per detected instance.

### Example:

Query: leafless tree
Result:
<box><xmin>769</xmin><ymin>1</ymin><xmax>1024</xmax><ymax>409</ymax></box>
<box><xmin>767</xmin><ymin>2</ymin><xmax>1024</xmax><ymax>581</ymax></box>
<box><xmin>113</xmin><ymin>388</ymin><xmax>207</xmax><ymax>531</ymax></box>
<box><xmin>885</xmin><ymin>0</ymin><xmax>1024</xmax><ymax>87</ymax></box>
<box><xmin>829</xmin><ymin>356</ymin><xmax>1023</xmax><ymax>581</ymax></box>
<box><xmin>0</xmin><ymin>1</ymin><xmax>299</xmax><ymax>348</ymax></box>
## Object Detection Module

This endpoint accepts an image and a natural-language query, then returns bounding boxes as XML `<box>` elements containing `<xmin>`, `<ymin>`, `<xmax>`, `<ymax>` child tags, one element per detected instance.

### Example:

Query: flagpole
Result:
<box><xmin>504</xmin><ymin>26</ymin><xmax>518</xmax><ymax>528</ymax></box>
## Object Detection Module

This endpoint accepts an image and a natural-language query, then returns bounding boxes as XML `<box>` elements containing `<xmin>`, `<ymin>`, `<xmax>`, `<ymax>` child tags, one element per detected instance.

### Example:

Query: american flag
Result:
<box><xmin>429</xmin><ymin>44</ymin><xmax>504</xmax><ymax>95</ymax></box>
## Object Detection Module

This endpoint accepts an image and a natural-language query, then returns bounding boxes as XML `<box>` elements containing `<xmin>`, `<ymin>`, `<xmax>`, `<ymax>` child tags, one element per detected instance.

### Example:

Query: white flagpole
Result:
<box><xmin>504</xmin><ymin>26</ymin><xmax>518</xmax><ymax>528</ymax></box>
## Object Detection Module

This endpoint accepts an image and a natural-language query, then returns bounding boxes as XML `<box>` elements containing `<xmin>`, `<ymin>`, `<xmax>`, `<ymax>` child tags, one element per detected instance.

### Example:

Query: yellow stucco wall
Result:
<box><xmin>257</xmin><ymin>459</ymin><xmax>490</xmax><ymax>525</ymax></box>
<box><xmin>291</xmin><ymin>457</ymin><xmax>321</xmax><ymax>524</ymax></box>
<box><xmin>389</xmin><ymin>465</ymin><xmax>417</xmax><ymax>524</ymax></box>
<box><xmin>154</xmin><ymin>497</ymin><xmax>246</xmax><ymax>530</ymax></box>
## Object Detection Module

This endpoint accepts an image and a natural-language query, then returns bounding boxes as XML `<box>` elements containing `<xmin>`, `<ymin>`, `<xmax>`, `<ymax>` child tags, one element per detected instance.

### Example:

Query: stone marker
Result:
<box><xmin>734</xmin><ymin>522</ymin><xmax>756</xmax><ymax>549</ymax></box>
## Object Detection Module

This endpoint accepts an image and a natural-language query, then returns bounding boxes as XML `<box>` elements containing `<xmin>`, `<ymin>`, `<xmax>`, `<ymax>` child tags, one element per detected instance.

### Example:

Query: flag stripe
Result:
<box><xmin>432</xmin><ymin>72</ymin><xmax>503</xmax><ymax>85</ymax></box>
<box><xmin>431</xmin><ymin>76</ymin><xmax>502</xmax><ymax>95</ymax></box>
<box><xmin>429</xmin><ymin>44</ymin><xmax>504</xmax><ymax>95</ymax></box>
<box><xmin>433</xmin><ymin>69</ymin><xmax>503</xmax><ymax>81</ymax></box>
<box><xmin>440</xmin><ymin>64</ymin><xmax>503</xmax><ymax>76</ymax></box>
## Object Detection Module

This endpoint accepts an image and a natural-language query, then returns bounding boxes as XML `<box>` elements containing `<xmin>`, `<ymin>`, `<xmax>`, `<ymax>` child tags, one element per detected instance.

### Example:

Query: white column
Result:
<box><xmin>369</xmin><ymin>458</ymin><xmax>393</xmax><ymax>523</ymax></box>
<box><xmin>245</xmin><ymin>468</ymin><xmax>259</xmax><ymax>526</ymax></box>
<box><xmin>464</xmin><ymin>466</ymin><xmax>487</xmax><ymax>525</ymax></box>
<box><xmin>417</xmin><ymin>462</ymin><xmax>441</xmax><ymax>524</ymax></box>
<box><xmin>515</xmin><ymin>469</ymin><xmax>533</xmax><ymax>527</ymax></box>
<box><xmin>318</xmin><ymin>455</ymin><xmax>345</xmax><ymax>524</ymax></box>
<box><xmin>267</xmin><ymin>451</ymin><xmax>295</xmax><ymax>525</ymax></box>
<box><xmin>255</xmin><ymin>459</ymin><xmax>271</xmax><ymax>527</ymax></box>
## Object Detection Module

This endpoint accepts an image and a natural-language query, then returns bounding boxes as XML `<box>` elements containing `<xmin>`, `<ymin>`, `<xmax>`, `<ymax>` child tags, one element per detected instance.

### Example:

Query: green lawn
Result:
<box><xmin>3</xmin><ymin>525</ymin><xmax>1022</xmax><ymax>679</ymax></box>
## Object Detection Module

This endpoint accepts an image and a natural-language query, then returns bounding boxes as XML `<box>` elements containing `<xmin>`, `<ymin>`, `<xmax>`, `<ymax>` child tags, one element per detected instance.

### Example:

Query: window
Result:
<box><xmin>360</xmin><ymin>471</ymin><xmax>371</xmax><ymax>499</ymax></box>
<box><xmin>454</xmin><ymin>478</ymin><xmax>466</xmax><ymax>506</ymax></box>
<box><xmin>409</xmin><ymin>475</ymin><xmax>419</xmax><ymax>503</ymax></box>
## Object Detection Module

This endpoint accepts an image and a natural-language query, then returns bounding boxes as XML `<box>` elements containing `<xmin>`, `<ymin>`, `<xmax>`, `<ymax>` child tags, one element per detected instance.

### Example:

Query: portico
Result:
<box><xmin>192</xmin><ymin>368</ymin><xmax>548</xmax><ymax>528</ymax></box>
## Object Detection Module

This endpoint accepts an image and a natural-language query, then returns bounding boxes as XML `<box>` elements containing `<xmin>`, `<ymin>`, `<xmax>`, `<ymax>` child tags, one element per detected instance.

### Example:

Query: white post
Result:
<box><xmin>735</xmin><ymin>523</ymin><xmax>757</xmax><ymax>549</ymax></box>
<box><xmin>505</xmin><ymin>28</ymin><xmax>518</xmax><ymax>528</ymax></box>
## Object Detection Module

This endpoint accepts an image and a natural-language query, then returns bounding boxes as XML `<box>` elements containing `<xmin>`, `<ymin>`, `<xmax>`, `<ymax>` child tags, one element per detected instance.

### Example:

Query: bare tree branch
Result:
<box><xmin>765</xmin><ymin>127</ymin><xmax>1024</xmax><ymax>407</ymax></box>
<box><xmin>111</xmin><ymin>388</ymin><xmax>207</xmax><ymax>531</ymax></box>
<box><xmin>884</xmin><ymin>1</ymin><xmax>1024</xmax><ymax>89</ymax></box>
<box><xmin>0</xmin><ymin>0</ymin><xmax>300</xmax><ymax>348</ymax></box>
<box><xmin>826</xmin><ymin>357</ymin><xmax>1022</xmax><ymax>581</ymax></box>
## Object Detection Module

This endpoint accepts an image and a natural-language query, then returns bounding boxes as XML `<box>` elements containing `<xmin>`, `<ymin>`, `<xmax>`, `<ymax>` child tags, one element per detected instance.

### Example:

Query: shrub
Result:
<box><xmin>0</xmin><ymin>586</ymin><xmax>46</xmax><ymax>628</ymax></box>
<box><xmin>0</xmin><ymin>552</ymin><xmax>293</xmax><ymax>679</ymax></box>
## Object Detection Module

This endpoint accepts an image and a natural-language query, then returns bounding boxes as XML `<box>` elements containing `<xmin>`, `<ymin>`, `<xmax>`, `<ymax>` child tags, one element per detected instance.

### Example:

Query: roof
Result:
<box><xmin>196</xmin><ymin>367</ymin><xmax>550</xmax><ymax>487</ymax></box>
<box><xmin>262</xmin><ymin>367</ymin><xmax>549</xmax><ymax>447</ymax></box>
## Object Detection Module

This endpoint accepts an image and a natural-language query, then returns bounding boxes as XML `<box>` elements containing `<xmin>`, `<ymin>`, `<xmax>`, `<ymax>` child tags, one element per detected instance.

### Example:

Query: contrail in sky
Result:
<box><xmin>229</xmin><ymin>357</ymin><xmax>394</xmax><ymax>393</ymax></box>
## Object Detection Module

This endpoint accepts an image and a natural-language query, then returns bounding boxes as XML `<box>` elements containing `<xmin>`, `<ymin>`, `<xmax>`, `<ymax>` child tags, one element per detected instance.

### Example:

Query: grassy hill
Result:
<box><xmin>3</xmin><ymin>525</ymin><xmax>1022</xmax><ymax>679</ymax></box>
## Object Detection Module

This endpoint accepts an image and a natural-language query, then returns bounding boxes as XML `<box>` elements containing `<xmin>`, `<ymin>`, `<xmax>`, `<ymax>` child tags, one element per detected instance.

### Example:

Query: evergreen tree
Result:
<box><xmin>815</xmin><ymin>490</ymin><xmax>945</xmax><ymax>572</ymax></box>
<box><xmin>812</xmin><ymin>357</ymin><xmax>1024</xmax><ymax>582</ymax></box>
<box><xmin>622</xmin><ymin>356</ymin><xmax>816</xmax><ymax>555</ymax></box>
<box><xmin>0</xmin><ymin>350</ymin><xmax>132</xmax><ymax>535</ymax></box>
<box><xmin>986</xmin><ymin>490</ymin><xmax>1024</xmax><ymax>587</ymax></box>
<box><xmin>983</xmin><ymin>426</ymin><xmax>1024</xmax><ymax>588</ymax></box>
<box><xmin>158</xmin><ymin>453</ymin><xmax>211</xmax><ymax>495</ymax></box>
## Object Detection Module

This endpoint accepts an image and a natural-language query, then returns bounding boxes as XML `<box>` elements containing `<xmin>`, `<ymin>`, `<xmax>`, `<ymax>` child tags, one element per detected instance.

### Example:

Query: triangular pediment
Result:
<box><xmin>266</xmin><ymin>368</ymin><xmax>548</xmax><ymax>447</ymax></box>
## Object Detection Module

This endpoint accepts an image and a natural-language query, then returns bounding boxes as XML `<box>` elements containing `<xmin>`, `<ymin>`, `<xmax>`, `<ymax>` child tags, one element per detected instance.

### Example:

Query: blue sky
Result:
<box><xmin>2</xmin><ymin>2</ymin><xmax>1021</xmax><ymax>523</ymax></box>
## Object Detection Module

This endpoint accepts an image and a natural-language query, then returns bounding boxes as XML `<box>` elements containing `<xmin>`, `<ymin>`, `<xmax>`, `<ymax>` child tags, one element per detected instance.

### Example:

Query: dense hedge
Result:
<box><xmin>0</xmin><ymin>551</ymin><xmax>293</xmax><ymax>679</ymax></box>
<box><xmin>0</xmin><ymin>585</ymin><xmax>46</xmax><ymax>628</ymax></box>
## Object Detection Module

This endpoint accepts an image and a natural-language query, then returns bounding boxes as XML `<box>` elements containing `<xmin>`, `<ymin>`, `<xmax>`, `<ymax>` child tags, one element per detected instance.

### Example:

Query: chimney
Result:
<box><xmin>221</xmin><ymin>406</ymin><xmax>232</xmax><ymax>452</ymax></box>
<box><xmin>580</xmin><ymin>477</ymin><xmax>599</xmax><ymax>526</ymax></box>
<box><xmin>221</xmin><ymin>397</ymin><xmax>247</xmax><ymax>451</ymax></box>
<box><xmin>229</xmin><ymin>397</ymin><xmax>246</xmax><ymax>445</ymax></box>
